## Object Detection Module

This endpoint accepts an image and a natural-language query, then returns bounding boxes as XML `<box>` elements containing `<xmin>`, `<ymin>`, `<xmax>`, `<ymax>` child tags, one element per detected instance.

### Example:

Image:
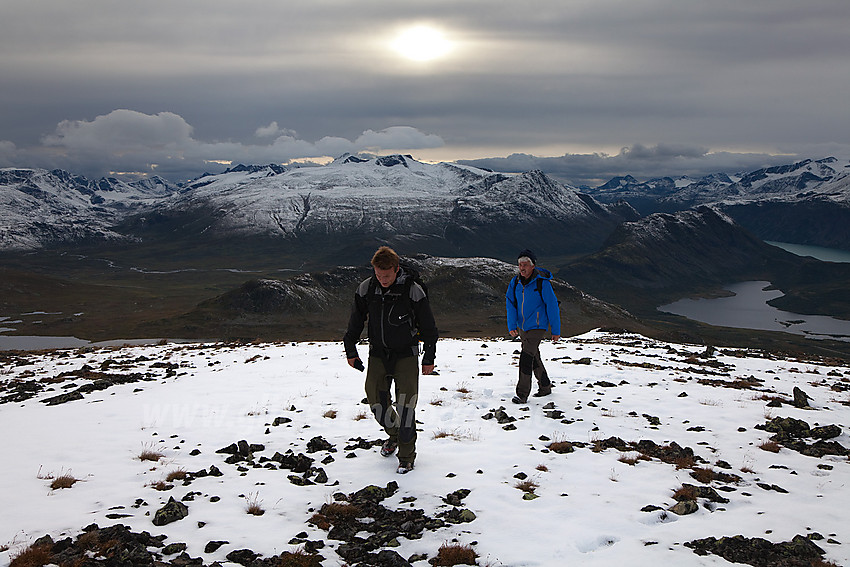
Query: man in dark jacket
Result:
<box><xmin>343</xmin><ymin>246</ymin><xmax>438</xmax><ymax>474</ymax></box>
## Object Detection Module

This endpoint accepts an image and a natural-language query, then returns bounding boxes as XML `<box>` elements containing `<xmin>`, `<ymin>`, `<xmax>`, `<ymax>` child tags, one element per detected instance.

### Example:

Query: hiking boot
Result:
<box><xmin>511</xmin><ymin>395</ymin><xmax>527</xmax><ymax>404</ymax></box>
<box><xmin>396</xmin><ymin>460</ymin><xmax>415</xmax><ymax>474</ymax></box>
<box><xmin>532</xmin><ymin>388</ymin><xmax>551</xmax><ymax>397</ymax></box>
<box><xmin>380</xmin><ymin>438</ymin><xmax>398</xmax><ymax>457</ymax></box>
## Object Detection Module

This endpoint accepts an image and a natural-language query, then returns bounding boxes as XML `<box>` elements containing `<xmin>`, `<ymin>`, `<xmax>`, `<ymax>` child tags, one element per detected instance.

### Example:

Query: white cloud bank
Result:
<box><xmin>0</xmin><ymin>110</ymin><xmax>445</xmax><ymax>182</ymax></box>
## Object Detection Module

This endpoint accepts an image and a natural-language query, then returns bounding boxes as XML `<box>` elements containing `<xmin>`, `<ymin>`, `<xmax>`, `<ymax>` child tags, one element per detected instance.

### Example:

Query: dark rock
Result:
<box><xmin>376</xmin><ymin>549</ymin><xmax>411</xmax><ymax>566</ymax></box>
<box><xmin>152</xmin><ymin>496</ymin><xmax>189</xmax><ymax>526</ymax></box>
<box><xmin>162</xmin><ymin>542</ymin><xmax>187</xmax><ymax>555</ymax></box>
<box><xmin>204</xmin><ymin>540</ymin><xmax>229</xmax><ymax>553</ymax></box>
<box><xmin>811</xmin><ymin>424</ymin><xmax>842</xmax><ymax>439</ymax></box>
<box><xmin>226</xmin><ymin>548</ymin><xmax>258</xmax><ymax>565</ymax></box>
<box><xmin>792</xmin><ymin>386</ymin><xmax>811</xmax><ymax>408</ymax></box>
<box><xmin>307</xmin><ymin>436</ymin><xmax>335</xmax><ymax>453</ymax></box>
<box><xmin>443</xmin><ymin>489</ymin><xmax>472</xmax><ymax>506</ymax></box>
<box><xmin>669</xmin><ymin>500</ymin><xmax>699</xmax><ymax>515</ymax></box>
<box><xmin>216</xmin><ymin>443</ymin><xmax>239</xmax><ymax>455</ymax></box>
<box><xmin>685</xmin><ymin>534</ymin><xmax>824</xmax><ymax>566</ymax></box>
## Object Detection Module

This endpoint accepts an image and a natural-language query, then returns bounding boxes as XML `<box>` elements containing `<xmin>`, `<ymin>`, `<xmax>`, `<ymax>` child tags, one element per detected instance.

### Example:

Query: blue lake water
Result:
<box><xmin>660</xmin><ymin>281</ymin><xmax>850</xmax><ymax>342</ymax></box>
<box><xmin>766</xmin><ymin>241</ymin><xmax>850</xmax><ymax>263</ymax></box>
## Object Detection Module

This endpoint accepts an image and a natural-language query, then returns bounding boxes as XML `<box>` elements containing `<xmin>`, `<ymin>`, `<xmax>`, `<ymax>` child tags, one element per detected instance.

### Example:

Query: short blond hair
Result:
<box><xmin>371</xmin><ymin>246</ymin><xmax>400</xmax><ymax>270</ymax></box>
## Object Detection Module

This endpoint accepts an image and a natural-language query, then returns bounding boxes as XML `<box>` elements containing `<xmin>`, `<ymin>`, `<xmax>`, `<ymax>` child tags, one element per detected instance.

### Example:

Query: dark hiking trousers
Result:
<box><xmin>516</xmin><ymin>329</ymin><xmax>552</xmax><ymax>400</ymax></box>
<box><xmin>365</xmin><ymin>355</ymin><xmax>419</xmax><ymax>463</ymax></box>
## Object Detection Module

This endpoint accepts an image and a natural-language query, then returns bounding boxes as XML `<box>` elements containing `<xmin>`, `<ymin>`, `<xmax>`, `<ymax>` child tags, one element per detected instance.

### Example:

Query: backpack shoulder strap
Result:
<box><xmin>507</xmin><ymin>275</ymin><xmax>519</xmax><ymax>307</ymax></box>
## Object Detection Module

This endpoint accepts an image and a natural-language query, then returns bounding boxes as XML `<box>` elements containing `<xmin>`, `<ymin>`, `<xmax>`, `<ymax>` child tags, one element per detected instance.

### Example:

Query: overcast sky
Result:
<box><xmin>1</xmin><ymin>0</ymin><xmax>849</xmax><ymax>186</ymax></box>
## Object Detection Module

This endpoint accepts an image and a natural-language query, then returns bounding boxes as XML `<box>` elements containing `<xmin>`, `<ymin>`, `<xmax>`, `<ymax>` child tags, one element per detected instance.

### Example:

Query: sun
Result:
<box><xmin>391</xmin><ymin>25</ymin><xmax>453</xmax><ymax>62</ymax></box>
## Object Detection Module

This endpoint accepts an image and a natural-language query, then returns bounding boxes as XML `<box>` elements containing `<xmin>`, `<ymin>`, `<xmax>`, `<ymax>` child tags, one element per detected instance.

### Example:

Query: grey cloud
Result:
<box><xmin>1</xmin><ymin>0</ymin><xmax>848</xmax><ymax>184</ymax></box>
<box><xmin>458</xmin><ymin>146</ymin><xmax>809</xmax><ymax>188</ymax></box>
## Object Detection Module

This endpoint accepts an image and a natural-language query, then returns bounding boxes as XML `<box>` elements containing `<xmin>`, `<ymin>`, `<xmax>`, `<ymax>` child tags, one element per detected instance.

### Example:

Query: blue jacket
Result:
<box><xmin>506</xmin><ymin>268</ymin><xmax>561</xmax><ymax>335</ymax></box>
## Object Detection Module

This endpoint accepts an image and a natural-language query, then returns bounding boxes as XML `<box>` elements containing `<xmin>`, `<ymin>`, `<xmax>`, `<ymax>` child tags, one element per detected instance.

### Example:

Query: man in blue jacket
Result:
<box><xmin>505</xmin><ymin>249</ymin><xmax>561</xmax><ymax>403</ymax></box>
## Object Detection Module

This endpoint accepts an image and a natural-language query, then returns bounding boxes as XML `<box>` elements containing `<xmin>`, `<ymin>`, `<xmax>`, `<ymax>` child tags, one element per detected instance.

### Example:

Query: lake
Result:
<box><xmin>659</xmin><ymin>281</ymin><xmax>850</xmax><ymax>342</ymax></box>
<box><xmin>766</xmin><ymin>241</ymin><xmax>850</xmax><ymax>263</ymax></box>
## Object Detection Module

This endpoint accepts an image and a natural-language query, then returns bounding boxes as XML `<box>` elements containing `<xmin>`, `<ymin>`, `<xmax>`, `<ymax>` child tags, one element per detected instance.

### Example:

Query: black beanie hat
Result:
<box><xmin>517</xmin><ymin>249</ymin><xmax>537</xmax><ymax>265</ymax></box>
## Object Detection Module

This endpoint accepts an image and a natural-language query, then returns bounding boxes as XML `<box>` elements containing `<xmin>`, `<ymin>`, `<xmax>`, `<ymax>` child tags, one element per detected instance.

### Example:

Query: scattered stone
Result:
<box><xmin>670</xmin><ymin>500</ymin><xmax>699</xmax><ymax>515</ymax></box>
<box><xmin>204</xmin><ymin>540</ymin><xmax>229</xmax><ymax>553</ymax></box>
<box><xmin>792</xmin><ymin>386</ymin><xmax>811</xmax><ymax>408</ymax></box>
<box><xmin>482</xmin><ymin>407</ymin><xmax>516</xmax><ymax>424</ymax></box>
<box><xmin>162</xmin><ymin>542</ymin><xmax>187</xmax><ymax>555</ymax></box>
<box><xmin>226</xmin><ymin>548</ymin><xmax>258</xmax><ymax>565</ymax></box>
<box><xmin>152</xmin><ymin>496</ymin><xmax>189</xmax><ymax>526</ymax></box>
<box><xmin>307</xmin><ymin>435</ymin><xmax>335</xmax><ymax>453</ymax></box>
<box><xmin>310</xmin><ymin>481</ymin><xmax>461</xmax><ymax>564</ymax></box>
<box><xmin>443</xmin><ymin>489</ymin><xmax>471</xmax><ymax>506</ymax></box>
<box><xmin>756</xmin><ymin>483</ymin><xmax>789</xmax><ymax>494</ymax></box>
<box><xmin>685</xmin><ymin>534</ymin><xmax>825</xmax><ymax>566</ymax></box>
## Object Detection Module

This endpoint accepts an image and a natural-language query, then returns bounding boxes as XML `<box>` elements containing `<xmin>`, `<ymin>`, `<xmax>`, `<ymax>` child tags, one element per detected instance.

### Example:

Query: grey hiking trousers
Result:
<box><xmin>516</xmin><ymin>329</ymin><xmax>552</xmax><ymax>400</ymax></box>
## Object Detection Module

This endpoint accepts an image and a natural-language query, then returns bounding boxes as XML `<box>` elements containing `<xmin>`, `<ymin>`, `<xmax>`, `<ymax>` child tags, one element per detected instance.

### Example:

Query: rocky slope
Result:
<box><xmin>155</xmin><ymin>255</ymin><xmax>647</xmax><ymax>341</ymax></box>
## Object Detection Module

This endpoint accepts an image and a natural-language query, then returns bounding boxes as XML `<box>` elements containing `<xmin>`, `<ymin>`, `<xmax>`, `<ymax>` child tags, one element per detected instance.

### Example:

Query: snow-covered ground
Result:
<box><xmin>1</xmin><ymin>330</ymin><xmax>849</xmax><ymax>566</ymax></box>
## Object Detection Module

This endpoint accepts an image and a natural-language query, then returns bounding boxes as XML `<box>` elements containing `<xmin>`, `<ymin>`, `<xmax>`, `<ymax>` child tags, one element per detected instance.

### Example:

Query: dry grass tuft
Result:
<box><xmin>353</xmin><ymin>410</ymin><xmax>369</xmax><ymax>421</ymax></box>
<box><xmin>245</xmin><ymin>492</ymin><xmax>265</xmax><ymax>516</ymax></box>
<box><xmin>536</xmin><ymin>464</ymin><xmax>549</xmax><ymax>472</ymax></box>
<box><xmin>309</xmin><ymin>502</ymin><xmax>360</xmax><ymax>530</ymax></box>
<box><xmin>49</xmin><ymin>473</ymin><xmax>79</xmax><ymax>490</ymax></box>
<box><xmin>548</xmin><ymin>440</ymin><xmax>575</xmax><ymax>454</ymax></box>
<box><xmin>276</xmin><ymin>548</ymin><xmax>323</xmax><ymax>567</ymax></box>
<box><xmin>138</xmin><ymin>448</ymin><xmax>165</xmax><ymax>462</ymax></box>
<box><xmin>323</xmin><ymin>409</ymin><xmax>338</xmax><ymax>419</ymax></box>
<box><xmin>758</xmin><ymin>440</ymin><xmax>781</xmax><ymax>453</ymax></box>
<box><xmin>690</xmin><ymin>466</ymin><xmax>716</xmax><ymax>484</ymax></box>
<box><xmin>514</xmin><ymin>478</ymin><xmax>539</xmax><ymax>494</ymax></box>
<box><xmin>434</xmin><ymin>542</ymin><xmax>478</xmax><ymax>566</ymax></box>
<box><xmin>432</xmin><ymin>428</ymin><xmax>479</xmax><ymax>442</ymax></box>
<box><xmin>165</xmin><ymin>468</ymin><xmax>188</xmax><ymax>482</ymax></box>
<box><xmin>618</xmin><ymin>453</ymin><xmax>640</xmax><ymax>466</ymax></box>
<box><xmin>148</xmin><ymin>480</ymin><xmax>173</xmax><ymax>491</ymax></box>
<box><xmin>672</xmin><ymin>485</ymin><xmax>698</xmax><ymax>501</ymax></box>
<box><xmin>672</xmin><ymin>455</ymin><xmax>696</xmax><ymax>470</ymax></box>
<box><xmin>9</xmin><ymin>543</ymin><xmax>53</xmax><ymax>567</ymax></box>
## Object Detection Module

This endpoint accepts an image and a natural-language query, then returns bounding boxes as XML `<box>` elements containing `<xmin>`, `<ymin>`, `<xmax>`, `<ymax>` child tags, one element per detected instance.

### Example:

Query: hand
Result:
<box><xmin>552</xmin><ymin>335</ymin><xmax>560</xmax><ymax>343</ymax></box>
<box><xmin>422</xmin><ymin>364</ymin><xmax>435</xmax><ymax>375</ymax></box>
<box><xmin>348</xmin><ymin>357</ymin><xmax>364</xmax><ymax>371</ymax></box>
<box><xmin>509</xmin><ymin>329</ymin><xmax>518</xmax><ymax>337</ymax></box>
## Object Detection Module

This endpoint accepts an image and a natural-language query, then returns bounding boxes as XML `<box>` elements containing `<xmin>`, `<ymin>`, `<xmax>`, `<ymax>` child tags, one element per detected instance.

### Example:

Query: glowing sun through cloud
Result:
<box><xmin>391</xmin><ymin>25</ymin><xmax>453</xmax><ymax>62</ymax></box>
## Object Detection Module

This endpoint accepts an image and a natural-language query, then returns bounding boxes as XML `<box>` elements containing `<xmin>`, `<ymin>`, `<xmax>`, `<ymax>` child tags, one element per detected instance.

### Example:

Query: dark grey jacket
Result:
<box><xmin>343</xmin><ymin>268</ymin><xmax>438</xmax><ymax>366</ymax></box>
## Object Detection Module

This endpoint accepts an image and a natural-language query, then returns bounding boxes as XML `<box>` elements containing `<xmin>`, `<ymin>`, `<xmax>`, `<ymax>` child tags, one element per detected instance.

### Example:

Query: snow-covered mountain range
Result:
<box><xmin>584</xmin><ymin>157</ymin><xmax>850</xmax><ymax>209</ymax></box>
<box><xmin>3</xmin><ymin>154</ymin><xmax>849</xmax><ymax>259</ymax></box>
<box><xmin>0</xmin><ymin>155</ymin><xmax>633</xmax><ymax>259</ymax></box>
<box><xmin>0</xmin><ymin>168</ymin><xmax>172</xmax><ymax>250</ymax></box>
<box><xmin>581</xmin><ymin>157</ymin><xmax>850</xmax><ymax>250</ymax></box>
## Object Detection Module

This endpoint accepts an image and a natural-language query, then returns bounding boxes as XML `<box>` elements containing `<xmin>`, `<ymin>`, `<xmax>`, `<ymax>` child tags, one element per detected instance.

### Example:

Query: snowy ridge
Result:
<box><xmin>4</xmin><ymin>155</ymin><xmax>849</xmax><ymax>253</ymax></box>
<box><xmin>583</xmin><ymin>157</ymin><xmax>850</xmax><ymax>208</ymax></box>
<box><xmin>166</xmin><ymin>157</ymin><xmax>599</xmax><ymax>240</ymax></box>
<box><xmin>0</xmin><ymin>167</ymin><xmax>175</xmax><ymax>250</ymax></box>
